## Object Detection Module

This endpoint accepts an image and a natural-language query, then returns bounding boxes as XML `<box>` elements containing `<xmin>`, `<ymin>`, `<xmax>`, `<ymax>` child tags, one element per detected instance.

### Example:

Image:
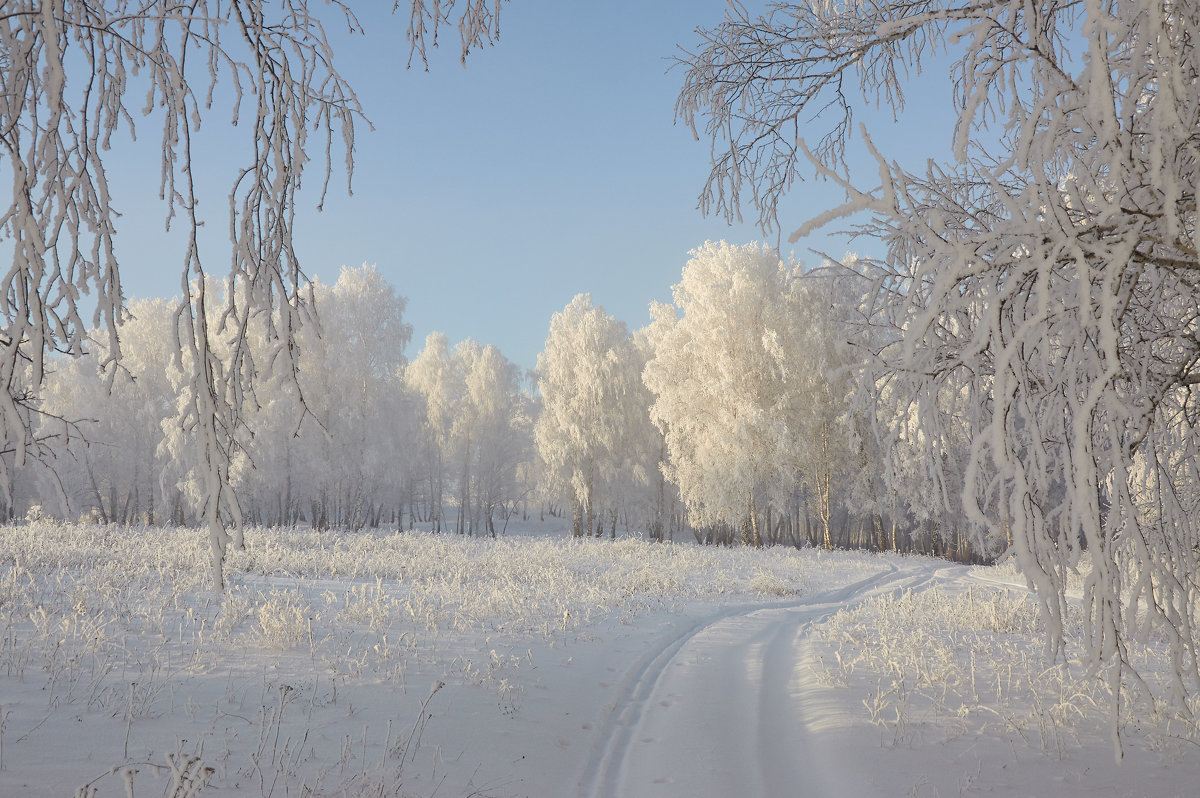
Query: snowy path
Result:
<box><xmin>575</xmin><ymin>561</ymin><xmax>942</xmax><ymax>798</ymax></box>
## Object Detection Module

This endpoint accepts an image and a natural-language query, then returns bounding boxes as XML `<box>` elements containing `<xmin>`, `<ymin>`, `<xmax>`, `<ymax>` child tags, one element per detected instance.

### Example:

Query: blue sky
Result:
<box><xmin>108</xmin><ymin>0</ymin><xmax>954</xmax><ymax>375</ymax></box>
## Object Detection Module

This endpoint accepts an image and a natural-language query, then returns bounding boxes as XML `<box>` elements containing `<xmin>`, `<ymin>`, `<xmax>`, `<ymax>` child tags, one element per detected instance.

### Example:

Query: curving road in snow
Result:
<box><xmin>575</xmin><ymin>561</ymin><xmax>943</xmax><ymax>798</ymax></box>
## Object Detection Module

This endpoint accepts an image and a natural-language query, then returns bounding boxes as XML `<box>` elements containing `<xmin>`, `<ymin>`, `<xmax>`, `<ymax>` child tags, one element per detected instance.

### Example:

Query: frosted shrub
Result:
<box><xmin>748</xmin><ymin>569</ymin><xmax>797</xmax><ymax>596</ymax></box>
<box><xmin>866</xmin><ymin>586</ymin><xmax>1045</xmax><ymax>637</ymax></box>
<box><xmin>254</xmin><ymin>589</ymin><xmax>313</xmax><ymax>650</ymax></box>
<box><xmin>0</xmin><ymin>520</ymin><xmax>888</xmax><ymax>795</ymax></box>
<box><xmin>816</xmin><ymin>581</ymin><xmax>1128</xmax><ymax>754</ymax></box>
<box><xmin>72</xmin><ymin>750</ymin><xmax>213</xmax><ymax>798</ymax></box>
<box><xmin>339</xmin><ymin>580</ymin><xmax>403</xmax><ymax>631</ymax></box>
<box><xmin>214</xmin><ymin>588</ymin><xmax>256</xmax><ymax>637</ymax></box>
<box><xmin>616</xmin><ymin>561</ymin><xmax>689</xmax><ymax>600</ymax></box>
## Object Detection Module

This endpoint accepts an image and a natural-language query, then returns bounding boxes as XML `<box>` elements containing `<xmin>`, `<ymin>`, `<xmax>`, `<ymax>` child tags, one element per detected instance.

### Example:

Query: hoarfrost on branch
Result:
<box><xmin>0</xmin><ymin>0</ymin><xmax>505</xmax><ymax>589</ymax></box>
<box><xmin>679</xmin><ymin>0</ymin><xmax>1200</xmax><ymax>751</ymax></box>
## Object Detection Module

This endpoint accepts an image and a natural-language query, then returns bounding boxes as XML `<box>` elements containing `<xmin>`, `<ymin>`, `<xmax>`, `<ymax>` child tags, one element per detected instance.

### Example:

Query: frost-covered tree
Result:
<box><xmin>35</xmin><ymin>298</ymin><xmax>175</xmax><ymax>523</ymax></box>
<box><xmin>644</xmin><ymin>242</ymin><xmax>812</xmax><ymax>547</ymax></box>
<box><xmin>819</xmin><ymin>257</ymin><xmax>982</xmax><ymax>557</ymax></box>
<box><xmin>407</xmin><ymin>332</ymin><xmax>461</xmax><ymax>532</ymax></box>
<box><xmin>679</xmin><ymin>0</ymin><xmax>1200</xmax><ymax>742</ymax></box>
<box><xmin>35</xmin><ymin>266</ymin><xmax>416</xmax><ymax>530</ymax></box>
<box><xmin>243</xmin><ymin>266</ymin><xmax>413</xmax><ymax>530</ymax></box>
<box><xmin>314</xmin><ymin>267</ymin><xmax>411</xmax><ymax>528</ymax></box>
<box><xmin>407</xmin><ymin>334</ymin><xmax>529</xmax><ymax>535</ymax></box>
<box><xmin>0</xmin><ymin>0</ymin><xmax>504</xmax><ymax>589</ymax></box>
<box><xmin>461</xmin><ymin>343</ymin><xmax>528</xmax><ymax>536</ymax></box>
<box><xmin>626</xmin><ymin>323</ymin><xmax>674</xmax><ymax>540</ymax></box>
<box><xmin>159</xmin><ymin>275</ymin><xmax>252</xmax><ymax>552</ymax></box>
<box><xmin>535</xmin><ymin>295</ymin><xmax>651</xmax><ymax>538</ymax></box>
<box><xmin>790</xmin><ymin>275</ymin><xmax>858</xmax><ymax>550</ymax></box>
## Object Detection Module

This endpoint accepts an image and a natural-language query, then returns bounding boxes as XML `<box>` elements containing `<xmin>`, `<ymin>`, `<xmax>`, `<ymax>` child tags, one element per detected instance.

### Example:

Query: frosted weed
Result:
<box><xmin>817</xmin><ymin>581</ymin><xmax>1195</xmax><ymax>757</ymax></box>
<box><xmin>254</xmin><ymin>590</ymin><xmax>314</xmax><ymax>650</ymax></box>
<box><xmin>3</xmin><ymin>521</ymin><xmax>885</xmax><ymax>795</ymax></box>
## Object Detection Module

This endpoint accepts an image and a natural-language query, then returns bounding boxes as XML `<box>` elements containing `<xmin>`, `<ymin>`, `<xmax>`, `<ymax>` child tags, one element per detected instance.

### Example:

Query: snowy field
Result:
<box><xmin>1</xmin><ymin>522</ymin><xmax>1197</xmax><ymax>797</ymax></box>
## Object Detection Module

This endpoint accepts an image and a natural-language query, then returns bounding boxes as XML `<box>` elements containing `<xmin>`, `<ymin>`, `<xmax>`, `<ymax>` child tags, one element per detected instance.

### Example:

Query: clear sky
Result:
<box><xmin>106</xmin><ymin>0</ymin><xmax>954</xmax><ymax>375</ymax></box>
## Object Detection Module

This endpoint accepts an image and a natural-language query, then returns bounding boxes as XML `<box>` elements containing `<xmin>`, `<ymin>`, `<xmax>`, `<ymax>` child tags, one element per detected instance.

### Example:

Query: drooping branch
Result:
<box><xmin>0</xmin><ymin>0</ymin><xmax>511</xmax><ymax>589</ymax></box>
<box><xmin>679</xmin><ymin>0</ymin><xmax>1200</xmax><ymax>751</ymax></box>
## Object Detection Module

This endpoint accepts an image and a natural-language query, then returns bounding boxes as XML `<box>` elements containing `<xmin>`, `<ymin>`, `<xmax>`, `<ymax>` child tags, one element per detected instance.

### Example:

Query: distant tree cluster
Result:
<box><xmin>20</xmin><ymin>265</ymin><xmax>534</xmax><ymax>539</ymax></box>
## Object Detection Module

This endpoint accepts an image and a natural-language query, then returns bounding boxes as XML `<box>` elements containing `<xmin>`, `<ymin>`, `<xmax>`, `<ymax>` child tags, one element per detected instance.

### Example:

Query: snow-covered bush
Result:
<box><xmin>816</xmin><ymin>578</ymin><xmax>1195</xmax><ymax>756</ymax></box>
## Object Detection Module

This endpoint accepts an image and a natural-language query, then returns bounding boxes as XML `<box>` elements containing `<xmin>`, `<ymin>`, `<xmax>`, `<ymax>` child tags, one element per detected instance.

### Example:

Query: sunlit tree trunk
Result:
<box><xmin>586</xmin><ymin>459</ymin><xmax>595</xmax><ymax>538</ymax></box>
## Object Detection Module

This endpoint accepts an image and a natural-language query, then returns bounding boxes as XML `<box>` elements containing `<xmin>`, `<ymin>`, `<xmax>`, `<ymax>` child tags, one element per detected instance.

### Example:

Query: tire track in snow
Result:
<box><xmin>574</xmin><ymin>560</ymin><xmax>940</xmax><ymax>798</ymax></box>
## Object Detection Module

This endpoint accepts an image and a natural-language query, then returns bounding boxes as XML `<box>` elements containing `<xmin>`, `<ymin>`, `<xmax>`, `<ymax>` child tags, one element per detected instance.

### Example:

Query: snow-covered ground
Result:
<box><xmin>1</xmin><ymin>522</ymin><xmax>1197</xmax><ymax>797</ymax></box>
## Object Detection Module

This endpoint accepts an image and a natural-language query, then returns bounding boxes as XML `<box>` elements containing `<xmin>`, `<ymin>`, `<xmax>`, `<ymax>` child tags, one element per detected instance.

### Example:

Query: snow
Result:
<box><xmin>2</xmin><ymin>521</ymin><xmax>1198</xmax><ymax>797</ymax></box>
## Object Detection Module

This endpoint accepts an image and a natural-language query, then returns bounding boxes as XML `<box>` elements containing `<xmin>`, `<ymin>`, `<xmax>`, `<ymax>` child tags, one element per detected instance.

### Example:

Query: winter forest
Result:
<box><xmin>5</xmin><ymin>0</ymin><xmax>1200</xmax><ymax>795</ymax></box>
<box><xmin>19</xmin><ymin>248</ymin><xmax>965</xmax><ymax>558</ymax></box>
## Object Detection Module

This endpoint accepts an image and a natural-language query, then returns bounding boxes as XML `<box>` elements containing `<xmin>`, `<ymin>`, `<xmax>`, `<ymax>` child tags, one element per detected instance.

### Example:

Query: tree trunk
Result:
<box><xmin>747</xmin><ymin>492</ymin><xmax>762</xmax><ymax>548</ymax></box>
<box><xmin>586</xmin><ymin>458</ymin><xmax>595</xmax><ymax>538</ymax></box>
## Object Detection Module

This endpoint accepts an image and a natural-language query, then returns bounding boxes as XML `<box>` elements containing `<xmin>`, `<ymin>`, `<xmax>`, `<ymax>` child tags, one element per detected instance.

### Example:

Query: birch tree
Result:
<box><xmin>626</xmin><ymin>323</ymin><xmax>673</xmax><ymax>540</ymax></box>
<box><xmin>407</xmin><ymin>335</ymin><xmax>528</xmax><ymax>534</ymax></box>
<box><xmin>643</xmin><ymin>242</ymin><xmax>809</xmax><ymax>547</ymax></box>
<box><xmin>535</xmin><ymin>294</ymin><xmax>648</xmax><ymax>538</ymax></box>
<box><xmin>303</xmin><ymin>267</ymin><xmax>412</xmax><ymax>529</ymax></box>
<box><xmin>39</xmin><ymin>298</ymin><xmax>177</xmax><ymax>524</ymax></box>
<box><xmin>679</xmin><ymin>0</ymin><xmax>1200</xmax><ymax>742</ymax></box>
<box><xmin>461</xmin><ymin>343</ymin><xmax>527</xmax><ymax>536</ymax></box>
<box><xmin>406</xmin><ymin>332</ymin><xmax>460</xmax><ymax>532</ymax></box>
<box><xmin>0</xmin><ymin>0</ymin><xmax>504</xmax><ymax>589</ymax></box>
<box><xmin>790</xmin><ymin>275</ymin><xmax>856</xmax><ymax>550</ymax></box>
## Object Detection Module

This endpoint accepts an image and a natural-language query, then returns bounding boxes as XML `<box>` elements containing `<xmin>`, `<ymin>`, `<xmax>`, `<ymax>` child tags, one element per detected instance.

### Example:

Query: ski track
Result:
<box><xmin>574</xmin><ymin>558</ymin><xmax>953</xmax><ymax>798</ymax></box>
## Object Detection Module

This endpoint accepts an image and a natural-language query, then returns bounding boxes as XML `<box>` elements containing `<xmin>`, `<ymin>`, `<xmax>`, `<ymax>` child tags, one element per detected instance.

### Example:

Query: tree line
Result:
<box><xmin>8</xmin><ymin>254</ymin><xmax>985</xmax><ymax>560</ymax></box>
